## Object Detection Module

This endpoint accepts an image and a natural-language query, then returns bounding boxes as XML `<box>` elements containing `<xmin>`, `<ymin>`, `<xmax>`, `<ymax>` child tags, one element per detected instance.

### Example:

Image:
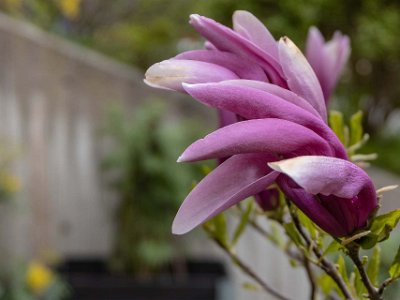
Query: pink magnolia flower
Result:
<box><xmin>306</xmin><ymin>27</ymin><xmax>351</xmax><ymax>102</ymax></box>
<box><xmin>144</xmin><ymin>11</ymin><xmax>377</xmax><ymax>237</ymax></box>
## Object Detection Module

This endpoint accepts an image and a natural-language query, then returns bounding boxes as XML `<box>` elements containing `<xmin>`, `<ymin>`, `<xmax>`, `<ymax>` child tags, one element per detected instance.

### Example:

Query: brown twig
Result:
<box><xmin>378</xmin><ymin>277</ymin><xmax>394</xmax><ymax>295</ymax></box>
<box><xmin>303</xmin><ymin>254</ymin><xmax>317</xmax><ymax>300</ymax></box>
<box><xmin>347</xmin><ymin>244</ymin><xmax>382</xmax><ymax>300</ymax></box>
<box><xmin>212</xmin><ymin>238</ymin><xmax>291</xmax><ymax>300</ymax></box>
<box><xmin>287</xmin><ymin>202</ymin><xmax>355</xmax><ymax>300</ymax></box>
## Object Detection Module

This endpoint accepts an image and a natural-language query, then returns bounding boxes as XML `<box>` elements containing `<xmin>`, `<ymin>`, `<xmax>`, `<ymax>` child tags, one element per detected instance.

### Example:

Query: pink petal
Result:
<box><xmin>175</xmin><ymin>50</ymin><xmax>269</xmax><ymax>81</ymax></box>
<box><xmin>268</xmin><ymin>156</ymin><xmax>376</xmax><ymax>200</ymax></box>
<box><xmin>278</xmin><ymin>176</ymin><xmax>348</xmax><ymax>236</ymax></box>
<box><xmin>172</xmin><ymin>153</ymin><xmax>279</xmax><ymax>234</ymax></box>
<box><xmin>178</xmin><ymin>119</ymin><xmax>334</xmax><ymax>162</ymax></box>
<box><xmin>232</xmin><ymin>10</ymin><xmax>279</xmax><ymax>60</ymax></box>
<box><xmin>189</xmin><ymin>14</ymin><xmax>286</xmax><ymax>86</ymax></box>
<box><xmin>183</xmin><ymin>82</ymin><xmax>347</xmax><ymax>159</ymax></box>
<box><xmin>278</xmin><ymin>37</ymin><xmax>327</xmax><ymax>121</ymax></box>
<box><xmin>144</xmin><ymin>59</ymin><xmax>238</xmax><ymax>91</ymax></box>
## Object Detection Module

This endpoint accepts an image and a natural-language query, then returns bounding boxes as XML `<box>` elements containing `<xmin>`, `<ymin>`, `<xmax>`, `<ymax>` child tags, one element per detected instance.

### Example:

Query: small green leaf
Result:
<box><xmin>354</xmin><ymin>267</ymin><xmax>366</xmax><ymax>297</ymax></box>
<box><xmin>360</xmin><ymin>209</ymin><xmax>400</xmax><ymax>249</ymax></box>
<box><xmin>329</xmin><ymin>110</ymin><xmax>345</xmax><ymax>144</ymax></box>
<box><xmin>298</xmin><ymin>210</ymin><xmax>318</xmax><ymax>240</ymax></box>
<box><xmin>232</xmin><ymin>201</ymin><xmax>253</xmax><ymax>246</ymax></box>
<box><xmin>319</xmin><ymin>273</ymin><xmax>336</xmax><ymax>296</ymax></box>
<box><xmin>321</xmin><ymin>239</ymin><xmax>343</xmax><ymax>258</ymax></box>
<box><xmin>242</xmin><ymin>282</ymin><xmax>260</xmax><ymax>291</ymax></box>
<box><xmin>337</xmin><ymin>255</ymin><xmax>349</xmax><ymax>284</ymax></box>
<box><xmin>350</xmin><ymin>111</ymin><xmax>364</xmax><ymax>146</ymax></box>
<box><xmin>283</xmin><ymin>222</ymin><xmax>304</xmax><ymax>247</ymax></box>
<box><xmin>367</xmin><ymin>246</ymin><xmax>381</xmax><ymax>285</ymax></box>
<box><xmin>213</xmin><ymin>213</ymin><xmax>228</xmax><ymax>246</ymax></box>
<box><xmin>389</xmin><ymin>244</ymin><xmax>400</xmax><ymax>280</ymax></box>
<box><xmin>203</xmin><ymin>213</ymin><xmax>229</xmax><ymax>247</ymax></box>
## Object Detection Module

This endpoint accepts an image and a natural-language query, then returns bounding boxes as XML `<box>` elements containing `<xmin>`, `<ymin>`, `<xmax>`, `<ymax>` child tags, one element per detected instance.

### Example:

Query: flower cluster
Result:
<box><xmin>145</xmin><ymin>11</ymin><xmax>377</xmax><ymax>238</ymax></box>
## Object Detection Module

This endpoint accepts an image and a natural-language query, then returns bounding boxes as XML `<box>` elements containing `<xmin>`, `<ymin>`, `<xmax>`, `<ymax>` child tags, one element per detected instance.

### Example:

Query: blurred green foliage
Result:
<box><xmin>1</xmin><ymin>1</ymin><xmax>400</xmax><ymax>169</ymax></box>
<box><xmin>102</xmin><ymin>102</ymin><xmax>205</xmax><ymax>274</ymax></box>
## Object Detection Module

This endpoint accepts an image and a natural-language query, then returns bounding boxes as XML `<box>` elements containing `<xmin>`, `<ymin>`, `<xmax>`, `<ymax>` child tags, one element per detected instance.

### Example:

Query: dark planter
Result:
<box><xmin>57</xmin><ymin>258</ymin><xmax>229</xmax><ymax>300</ymax></box>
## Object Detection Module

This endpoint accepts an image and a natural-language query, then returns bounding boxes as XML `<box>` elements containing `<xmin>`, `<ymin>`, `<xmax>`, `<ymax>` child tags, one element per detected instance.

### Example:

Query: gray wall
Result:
<box><xmin>0</xmin><ymin>12</ymin><xmax>195</xmax><ymax>261</ymax></box>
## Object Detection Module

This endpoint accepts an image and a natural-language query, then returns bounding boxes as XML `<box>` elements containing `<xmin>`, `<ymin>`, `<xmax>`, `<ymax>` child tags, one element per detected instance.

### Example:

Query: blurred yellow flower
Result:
<box><xmin>60</xmin><ymin>0</ymin><xmax>81</xmax><ymax>20</ymax></box>
<box><xmin>0</xmin><ymin>172</ymin><xmax>20</xmax><ymax>194</ymax></box>
<box><xmin>26</xmin><ymin>261</ymin><xmax>54</xmax><ymax>295</ymax></box>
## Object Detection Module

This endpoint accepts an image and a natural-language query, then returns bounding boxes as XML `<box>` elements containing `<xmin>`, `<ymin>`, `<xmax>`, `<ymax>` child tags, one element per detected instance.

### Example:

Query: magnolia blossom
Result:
<box><xmin>306</xmin><ymin>27</ymin><xmax>350</xmax><ymax>102</ymax></box>
<box><xmin>144</xmin><ymin>11</ymin><xmax>376</xmax><ymax>237</ymax></box>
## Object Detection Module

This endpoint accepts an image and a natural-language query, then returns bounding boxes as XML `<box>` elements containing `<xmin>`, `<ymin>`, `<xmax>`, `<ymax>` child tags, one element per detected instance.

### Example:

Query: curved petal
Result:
<box><xmin>306</xmin><ymin>27</ymin><xmax>351</xmax><ymax>101</ymax></box>
<box><xmin>172</xmin><ymin>153</ymin><xmax>279</xmax><ymax>234</ymax></box>
<box><xmin>220</xmin><ymin>79</ymin><xmax>321</xmax><ymax>118</ymax></box>
<box><xmin>278</xmin><ymin>176</ymin><xmax>348</xmax><ymax>236</ymax></box>
<box><xmin>278</xmin><ymin>37</ymin><xmax>327</xmax><ymax>121</ymax></box>
<box><xmin>189</xmin><ymin>14</ymin><xmax>286</xmax><ymax>86</ymax></box>
<box><xmin>178</xmin><ymin>119</ymin><xmax>334</xmax><ymax>162</ymax></box>
<box><xmin>268</xmin><ymin>156</ymin><xmax>376</xmax><ymax>200</ymax></box>
<box><xmin>144</xmin><ymin>59</ymin><xmax>238</xmax><ymax>91</ymax></box>
<box><xmin>232</xmin><ymin>10</ymin><xmax>279</xmax><ymax>60</ymax></box>
<box><xmin>175</xmin><ymin>50</ymin><xmax>269</xmax><ymax>81</ymax></box>
<box><xmin>305</xmin><ymin>27</ymin><xmax>325</xmax><ymax>83</ymax></box>
<box><xmin>183</xmin><ymin>82</ymin><xmax>347</xmax><ymax>159</ymax></box>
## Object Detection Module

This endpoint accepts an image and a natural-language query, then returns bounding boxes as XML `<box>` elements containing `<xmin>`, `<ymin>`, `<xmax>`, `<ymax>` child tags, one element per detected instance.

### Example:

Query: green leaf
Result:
<box><xmin>367</xmin><ymin>246</ymin><xmax>381</xmax><ymax>285</ymax></box>
<box><xmin>298</xmin><ymin>210</ymin><xmax>318</xmax><ymax>240</ymax></box>
<box><xmin>213</xmin><ymin>213</ymin><xmax>229</xmax><ymax>247</ymax></box>
<box><xmin>232</xmin><ymin>201</ymin><xmax>253</xmax><ymax>246</ymax></box>
<box><xmin>321</xmin><ymin>239</ymin><xmax>343</xmax><ymax>258</ymax></box>
<box><xmin>329</xmin><ymin>110</ymin><xmax>345</xmax><ymax>144</ymax></box>
<box><xmin>319</xmin><ymin>273</ymin><xmax>336</xmax><ymax>296</ymax></box>
<box><xmin>283</xmin><ymin>222</ymin><xmax>304</xmax><ymax>247</ymax></box>
<box><xmin>337</xmin><ymin>255</ymin><xmax>349</xmax><ymax>285</ymax></box>
<box><xmin>389</xmin><ymin>244</ymin><xmax>400</xmax><ymax>280</ymax></box>
<box><xmin>350</xmin><ymin>111</ymin><xmax>363</xmax><ymax>146</ymax></box>
<box><xmin>242</xmin><ymin>282</ymin><xmax>260</xmax><ymax>291</ymax></box>
<box><xmin>360</xmin><ymin>209</ymin><xmax>400</xmax><ymax>249</ymax></box>
<box><xmin>354</xmin><ymin>266</ymin><xmax>366</xmax><ymax>297</ymax></box>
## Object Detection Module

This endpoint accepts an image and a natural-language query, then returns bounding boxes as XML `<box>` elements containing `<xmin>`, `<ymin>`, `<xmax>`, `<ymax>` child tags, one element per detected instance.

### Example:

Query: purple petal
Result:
<box><xmin>175</xmin><ymin>50</ymin><xmax>269</xmax><ymax>81</ymax></box>
<box><xmin>172</xmin><ymin>153</ymin><xmax>279</xmax><ymax>234</ymax></box>
<box><xmin>183</xmin><ymin>81</ymin><xmax>347</xmax><ymax>159</ymax></box>
<box><xmin>144</xmin><ymin>59</ymin><xmax>238</xmax><ymax>91</ymax></box>
<box><xmin>269</xmin><ymin>156</ymin><xmax>375</xmax><ymax>199</ymax></box>
<box><xmin>278</xmin><ymin>37</ymin><xmax>327</xmax><ymax>121</ymax></box>
<box><xmin>189</xmin><ymin>14</ymin><xmax>286</xmax><ymax>86</ymax></box>
<box><xmin>255</xmin><ymin>188</ymin><xmax>280</xmax><ymax>211</ymax></box>
<box><xmin>274</xmin><ymin>156</ymin><xmax>377</xmax><ymax>236</ymax></box>
<box><xmin>220</xmin><ymin>79</ymin><xmax>321</xmax><ymax>118</ymax></box>
<box><xmin>232</xmin><ymin>10</ymin><xmax>279</xmax><ymax>60</ymax></box>
<box><xmin>218</xmin><ymin>109</ymin><xmax>238</xmax><ymax>128</ymax></box>
<box><xmin>278</xmin><ymin>176</ymin><xmax>348</xmax><ymax>236</ymax></box>
<box><xmin>178</xmin><ymin>119</ymin><xmax>334</xmax><ymax>163</ymax></box>
<box><xmin>306</xmin><ymin>27</ymin><xmax>351</xmax><ymax>101</ymax></box>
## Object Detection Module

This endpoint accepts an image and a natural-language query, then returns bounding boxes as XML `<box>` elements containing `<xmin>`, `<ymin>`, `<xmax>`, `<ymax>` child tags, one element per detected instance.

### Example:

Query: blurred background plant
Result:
<box><xmin>1</xmin><ymin>0</ymin><xmax>399</xmax><ymax>174</ymax></box>
<box><xmin>0</xmin><ymin>141</ymin><xmax>20</xmax><ymax>203</ymax></box>
<box><xmin>101</xmin><ymin>102</ymin><xmax>205</xmax><ymax>275</ymax></box>
<box><xmin>0</xmin><ymin>260</ymin><xmax>69</xmax><ymax>300</ymax></box>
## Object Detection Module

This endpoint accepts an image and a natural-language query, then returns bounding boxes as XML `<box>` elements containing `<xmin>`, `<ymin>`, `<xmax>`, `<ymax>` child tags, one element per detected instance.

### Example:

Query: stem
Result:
<box><xmin>346</xmin><ymin>244</ymin><xmax>382</xmax><ymax>300</ymax></box>
<box><xmin>212</xmin><ymin>237</ymin><xmax>291</xmax><ymax>300</ymax></box>
<box><xmin>287</xmin><ymin>202</ymin><xmax>355</xmax><ymax>300</ymax></box>
<box><xmin>378</xmin><ymin>277</ymin><xmax>394</xmax><ymax>295</ymax></box>
<box><xmin>303</xmin><ymin>255</ymin><xmax>317</xmax><ymax>300</ymax></box>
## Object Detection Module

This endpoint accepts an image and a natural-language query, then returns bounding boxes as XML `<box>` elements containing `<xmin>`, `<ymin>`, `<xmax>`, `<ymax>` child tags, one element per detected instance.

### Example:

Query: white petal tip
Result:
<box><xmin>172</xmin><ymin>221</ymin><xmax>190</xmax><ymax>235</ymax></box>
<box><xmin>189</xmin><ymin>14</ymin><xmax>202</xmax><ymax>23</ymax></box>
<box><xmin>376</xmin><ymin>185</ymin><xmax>399</xmax><ymax>195</ymax></box>
<box><xmin>267</xmin><ymin>161</ymin><xmax>282</xmax><ymax>172</ymax></box>
<box><xmin>177</xmin><ymin>155</ymin><xmax>186</xmax><ymax>163</ymax></box>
